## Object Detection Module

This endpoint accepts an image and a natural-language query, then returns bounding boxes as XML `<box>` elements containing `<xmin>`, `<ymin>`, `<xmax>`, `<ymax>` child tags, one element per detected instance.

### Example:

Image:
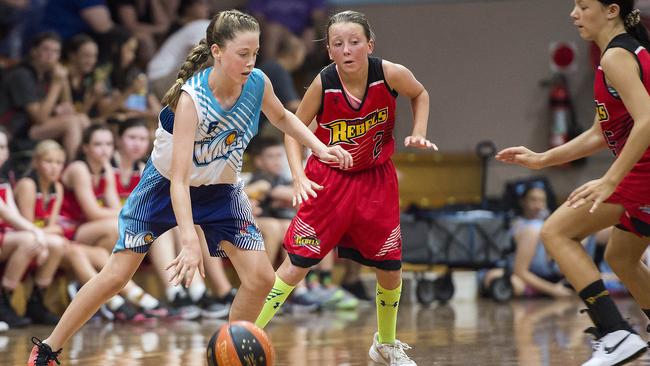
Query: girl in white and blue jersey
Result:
<box><xmin>29</xmin><ymin>10</ymin><xmax>352</xmax><ymax>363</ymax></box>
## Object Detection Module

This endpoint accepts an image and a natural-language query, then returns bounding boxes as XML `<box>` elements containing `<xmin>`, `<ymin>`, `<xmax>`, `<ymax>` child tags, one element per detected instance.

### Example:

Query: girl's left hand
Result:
<box><xmin>405</xmin><ymin>135</ymin><xmax>438</xmax><ymax>150</ymax></box>
<box><xmin>566</xmin><ymin>177</ymin><xmax>617</xmax><ymax>213</ymax></box>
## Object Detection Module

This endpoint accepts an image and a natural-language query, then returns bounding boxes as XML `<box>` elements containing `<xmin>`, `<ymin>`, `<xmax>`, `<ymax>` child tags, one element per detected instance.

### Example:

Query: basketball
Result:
<box><xmin>206</xmin><ymin>321</ymin><xmax>274</xmax><ymax>366</ymax></box>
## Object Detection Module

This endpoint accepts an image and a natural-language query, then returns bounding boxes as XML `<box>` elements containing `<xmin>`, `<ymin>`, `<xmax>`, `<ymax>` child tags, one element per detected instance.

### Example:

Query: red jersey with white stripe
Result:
<box><xmin>27</xmin><ymin>173</ymin><xmax>56</xmax><ymax>228</ymax></box>
<box><xmin>595</xmin><ymin>33</ymin><xmax>650</xmax><ymax>204</ymax></box>
<box><xmin>59</xmin><ymin>163</ymin><xmax>107</xmax><ymax>223</ymax></box>
<box><xmin>114</xmin><ymin>161</ymin><xmax>142</xmax><ymax>202</ymax></box>
<box><xmin>314</xmin><ymin>57</ymin><xmax>398</xmax><ymax>172</ymax></box>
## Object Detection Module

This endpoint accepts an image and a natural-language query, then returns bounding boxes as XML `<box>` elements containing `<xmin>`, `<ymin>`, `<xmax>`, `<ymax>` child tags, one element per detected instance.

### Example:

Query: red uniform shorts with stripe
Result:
<box><xmin>283</xmin><ymin>158</ymin><xmax>402</xmax><ymax>271</ymax></box>
<box><xmin>606</xmin><ymin>191</ymin><xmax>650</xmax><ymax>237</ymax></box>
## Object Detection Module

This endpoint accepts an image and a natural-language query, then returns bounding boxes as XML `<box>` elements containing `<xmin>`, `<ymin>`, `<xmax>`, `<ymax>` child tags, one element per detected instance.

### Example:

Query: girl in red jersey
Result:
<box><xmin>0</xmin><ymin>133</ymin><xmax>66</xmax><ymax>328</ymax></box>
<box><xmin>255</xmin><ymin>10</ymin><xmax>436</xmax><ymax>365</ymax></box>
<box><xmin>113</xmin><ymin>119</ymin><xmax>149</xmax><ymax>204</ymax></box>
<box><xmin>59</xmin><ymin>124</ymin><xmax>168</xmax><ymax>319</ymax></box>
<box><xmin>497</xmin><ymin>1</ymin><xmax>650</xmax><ymax>365</ymax></box>
<box><xmin>58</xmin><ymin>124</ymin><xmax>121</xmax><ymax>250</ymax></box>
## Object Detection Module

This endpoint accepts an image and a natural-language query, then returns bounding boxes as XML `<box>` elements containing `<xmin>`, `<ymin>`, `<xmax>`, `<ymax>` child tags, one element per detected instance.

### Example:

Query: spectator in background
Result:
<box><xmin>246</xmin><ymin>137</ymin><xmax>294</xmax><ymax>266</ymax></box>
<box><xmin>64</xmin><ymin>34</ymin><xmax>108</xmax><ymax>120</ymax></box>
<box><xmin>247</xmin><ymin>0</ymin><xmax>327</xmax><ymax>61</ymax></box>
<box><xmin>0</xmin><ymin>0</ymin><xmax>29</xmax><ymax>60</ymax></box>
<box><xmin>40</xmin><ymin>0</ymin><xmax>114</xmax><ymax>41</ymax></box>
<box><xmin>109</xmin><ymin>0</ymin><xmax>173</xmax><ymax>67</ymax></box>
<box><xmin>0</xmin><ymin>32</ymin><xmax>90</xmax><ymax>160</ymax></box>
<box><xmin>99</xmin><ymin>29</ymin><xmax>161</xmax><ymax>127</ymax></box>
<box><xmin>482</xmin><ymin>184</ymin><xmax>573</xmax><ymax>298</ymax></box>
<box><xmin>258</xmin><ymin>33</ymin><xmax>306</xmax><ymax>136</ymax></box>
<box><xmin>147</xmin><ymin>19</ymin><xmax>210</xmax><ymax>99</ymax></box>
<box><xmin>0</xmin><ymin>128</ymin><xmax>66</xmax><ymax>328</ymax></box>
<box><xmin>167</xmin><ymin>0</ymin><xmax>210</xmax><ymax>35</ymax></box>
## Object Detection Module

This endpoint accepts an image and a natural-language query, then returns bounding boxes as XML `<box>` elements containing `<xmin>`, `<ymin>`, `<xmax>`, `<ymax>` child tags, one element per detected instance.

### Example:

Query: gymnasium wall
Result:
<box><xmin>329</xmin><ymin>0</ymin><xmax>613</xmax><ymax>199</ymax></box>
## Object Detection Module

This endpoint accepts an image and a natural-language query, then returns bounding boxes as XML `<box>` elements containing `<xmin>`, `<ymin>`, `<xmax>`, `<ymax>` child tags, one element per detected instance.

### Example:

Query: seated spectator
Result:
<box><xmin>64</xmin><ymin>34</ymin><xmax>108</xmax><ymax>120</ymax></box>
<box><xmin>0</xmin><ymin>0</ymin><xmax>29</xmax><ymax>60</ymax></box>
<box><xmin>99</xmin><ymin>29</ymin><xmax>161</xmax><ymax>127</ymax></box>
<box><xmin>0</xmin><ymin>32</ymin><xmax>90</xmax><ymax>159</ymax></box>
<box><xmin>247</xmin><ymin>0</ymin><xmax>326</xmax><ymax>61</ymax></box>
<box><xmin>258</xmin><ymin>33</ymin><xmax>306</xmax><ymax>137</ymax></box>
<box><xmin>40</xmin><ymin>0</ymin><xmax>114</xmax><ymax>41</ymax></box>
<box><xmin>482</xmin><ymin>184</ymin><xmax>573</xmax><ymax>298</ymax></box>
<box><xmin>108</xmin><ymin>0</ymin><xmax>173</xmax><ymax>67</ymax></box>
<box><xmin>167</xmin><ymin>0</ymin><xmax>210</xmax><ymax>36</ymax></box>
<box><xmin>146</xmin><ymin>18</ymin><xmax>209</xmax><ymax>99</ymax></box>
<box><xmin>58</xmin><ymin>124</ymin><xmax>121</xmax><ymax>251</ymax></box>
<box><xmin>245</xmin><ymin>137</ymin><xmax>294</xmax><ymax>265</ymax></box>
<box><xmin>0</xmin><ymin>128</ymin><xmax>66</xmax><ymax>328</ymax></box>
<box><xmin>57</xmin><ymin>125</ymin><xmax>171</xmax><ymax>319</ymax></box>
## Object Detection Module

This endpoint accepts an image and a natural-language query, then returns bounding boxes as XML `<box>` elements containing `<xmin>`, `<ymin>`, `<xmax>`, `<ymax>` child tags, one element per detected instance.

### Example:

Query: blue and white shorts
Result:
<box><xmin>114</xmin><ymin>160</ymin><xmax>264</xmax><ymax>257</ymax></box>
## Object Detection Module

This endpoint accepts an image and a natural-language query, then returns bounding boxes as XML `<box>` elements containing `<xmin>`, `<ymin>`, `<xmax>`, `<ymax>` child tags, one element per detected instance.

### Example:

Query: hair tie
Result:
<box><xmin>625</xmin><ymin>9</ymin><xmax>641</xmax><ymax>29</ymax></box>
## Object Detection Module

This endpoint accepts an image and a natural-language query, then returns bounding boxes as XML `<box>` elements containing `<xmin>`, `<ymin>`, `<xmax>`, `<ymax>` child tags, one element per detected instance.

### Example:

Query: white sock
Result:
<box><xmin>188</xmin><ymin>281</ymin><xmax>206</xmax><ymax>303</ymax></box>
<box><xmin>126</xmin><ymin>287</ymin><xmax>160</xmax><ymax>310</ymax></box>
<box><xmin>138</xmin><ymin>294</ymin><xmax>160</xmax><ymax>310</ymax></box>
<box><xmin>108</xmin><ymin>295</ymin><xmax>125</xmax><ymax>311</ymax></box>
<box><xmin>166</xmin><ymin>285</ymin><xmax>185</xmax><ymax>303</ymax></box>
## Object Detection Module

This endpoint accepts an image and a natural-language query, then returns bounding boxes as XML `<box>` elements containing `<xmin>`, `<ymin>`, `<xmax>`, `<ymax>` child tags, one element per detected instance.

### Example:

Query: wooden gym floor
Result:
<box><xmin>2</xmin><ymin>297</ymin><xmax>650</xmax><ymax>365</ymax></box>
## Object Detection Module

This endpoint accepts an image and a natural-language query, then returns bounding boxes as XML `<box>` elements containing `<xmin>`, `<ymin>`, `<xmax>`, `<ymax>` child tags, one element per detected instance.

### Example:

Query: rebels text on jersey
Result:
<box><xmin>314</xmin><ymin>57</ymin><xmax>398</xmax><ymax>172</ymax></box>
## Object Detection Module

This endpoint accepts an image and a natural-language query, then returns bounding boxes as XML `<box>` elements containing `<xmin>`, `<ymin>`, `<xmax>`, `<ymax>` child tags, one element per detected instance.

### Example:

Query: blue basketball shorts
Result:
<box><xmin>113</xmin><ymin>160</ymin><xmax>264</xmax><ymax>257</ymax></box>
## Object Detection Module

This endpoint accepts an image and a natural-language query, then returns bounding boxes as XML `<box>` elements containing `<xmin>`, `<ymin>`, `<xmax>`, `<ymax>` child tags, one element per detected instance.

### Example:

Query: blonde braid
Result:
<box><xmin>161</xmin><ymin>39</ymin><xmax>211</xmax><ymax>110</ymax></box>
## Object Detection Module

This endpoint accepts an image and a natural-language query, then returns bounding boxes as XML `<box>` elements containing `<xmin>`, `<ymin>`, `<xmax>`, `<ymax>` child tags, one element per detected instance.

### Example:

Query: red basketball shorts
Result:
<box><xmin>606</xmin><ymin>191</ymin><xmax>650</xmax><ymax>237</ymax></box>
<box><xmin>283</xmin><ymin>158</ymin><xmax>402</xmax><ymax>270</ymax></box>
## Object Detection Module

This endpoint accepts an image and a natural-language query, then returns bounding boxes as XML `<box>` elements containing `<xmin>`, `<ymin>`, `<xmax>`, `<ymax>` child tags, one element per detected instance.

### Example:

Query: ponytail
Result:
<box><xmin>624</xmin><ymin>9</ymin><xmax>650</xmax><ymax>49</ymax></box>
<box><xmin>160</xmin><ymin>38</ymin><xmax>212</xmax><ymax>110</ymax></box>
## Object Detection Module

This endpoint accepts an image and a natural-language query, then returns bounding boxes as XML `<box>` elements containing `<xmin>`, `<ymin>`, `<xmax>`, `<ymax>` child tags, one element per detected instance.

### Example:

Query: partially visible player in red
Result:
<box><xmin>497</xmin><ymin>1</ymin><xmax>650</xmax><ymax>365</ymax></box>
<box><xmin>113</xmin><ymin>119</ymin><xmax>149</xmax><ymax>204</ymax></box>
<box><xmin>255</xmin><ymin>10</ymin><xmax>436</xmax><ymax>366</ymax></box>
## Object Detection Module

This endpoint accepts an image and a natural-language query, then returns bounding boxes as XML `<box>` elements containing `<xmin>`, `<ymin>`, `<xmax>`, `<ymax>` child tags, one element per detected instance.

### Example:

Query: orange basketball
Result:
<box><xmin>206</xmin><ymin>321</ymin><xmax>274</xmax><ymax>366</ymax></box>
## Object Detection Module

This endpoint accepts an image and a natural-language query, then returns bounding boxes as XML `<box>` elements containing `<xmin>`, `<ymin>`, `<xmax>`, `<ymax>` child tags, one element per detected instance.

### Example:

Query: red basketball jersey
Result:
<box><xmin>0</xmin><ymin>183</ymin><xmax>11</xmax><ymax>230</ymax></box>
<box><xmin>60</xmin><ymin>164</ymin><xmax>107</xmax><ymax>222</ymax></box>
<box><xmin>594</xmin><ymin>34</ymin><xmax>650</xmax><ymax>202</ymax></box>
<box><xmin>114</xmin><ymin>161</ymin><xmax>142</xmax><ymax>201</ymax></box>
<box><xmin>29</xmin><ymin>174</ymin><xmax>57</xmax><ymax>228</ymax></box>
<box><xmin>314</xmin><ymin>57</ymin><xmax>398</xmax><ymax>172</ymax></box>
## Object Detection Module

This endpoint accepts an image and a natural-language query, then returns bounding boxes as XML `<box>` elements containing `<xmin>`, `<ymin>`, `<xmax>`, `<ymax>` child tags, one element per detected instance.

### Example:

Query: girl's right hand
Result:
<box><xmin>314</xmin><ymin>145</ymin><xmax>353</xmax><ymax>170</ymax></box>
<box><xmin>495</xmin><ymin>146</ymin><xmax>546</xmax><ymax>170</ymax></box>
<box><xmin>166</xmin><ymin>234</ymin><xmax>205</xmax><ymax>288</ymax></box>
<box><xmin>292</xmin><ymin>174</ymin><xmax>323</xmax><ymax>206</ymax></box>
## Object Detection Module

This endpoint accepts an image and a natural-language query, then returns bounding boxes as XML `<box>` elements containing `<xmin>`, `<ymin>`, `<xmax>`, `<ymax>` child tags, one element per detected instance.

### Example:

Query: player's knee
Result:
<box><xmin>100</xmin><ymin>269</ymin><xmax>131</xmax><ymax>295</ymax></box>
<box><xmin>47</xmin><ymin>235</ymin><xmax>68</xmax><ymax>254</ymax></box>
<box><xmin>604</xmin><ymin>248</ymin><xmax>631</xmax><ymax>273</ymax></box>
<box><xmin>242</xmin><ymin>267</ymin><xmax>274</xmax><ymax>294</ymax></box>
<box><xmin>540</xmin><ymin>223</ymin><xmax>560</xmax><ymax>250</ymax></box>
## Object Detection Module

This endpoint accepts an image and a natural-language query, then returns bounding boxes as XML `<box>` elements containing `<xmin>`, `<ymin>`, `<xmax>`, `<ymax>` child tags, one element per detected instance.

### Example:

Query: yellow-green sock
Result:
<box><xmin>255</xmin><ymin>275</ymin><xmax>295</xmax><ymax>329</ymax></box>
<box><xmin>376</xmin><ymin>281</ymin><xmax>402</xmax><ymax>344</ymax></box>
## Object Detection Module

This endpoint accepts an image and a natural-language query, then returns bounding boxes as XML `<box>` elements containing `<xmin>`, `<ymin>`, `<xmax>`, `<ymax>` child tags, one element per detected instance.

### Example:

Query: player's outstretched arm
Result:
<box><xmin>496</xmin><ymin>113</ymin><xmax>606</xmax><ymax>170</ymax></box>
<box><xmin>261</xmin><ymin>74</ymin><xmax>351</xmax><ymax>167</ymax></box>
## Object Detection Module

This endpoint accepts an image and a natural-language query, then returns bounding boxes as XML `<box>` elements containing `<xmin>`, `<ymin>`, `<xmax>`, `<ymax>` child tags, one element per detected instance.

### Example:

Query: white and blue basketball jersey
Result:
<box><xmin>114</xmin><ymin>67</ymin><xmax>267</xmax><ymax>257</ymax></box>
<box><xmin>151</xmin><ymin>67</ymin><xmax>265</xmax><ymax>186</ymax></box>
